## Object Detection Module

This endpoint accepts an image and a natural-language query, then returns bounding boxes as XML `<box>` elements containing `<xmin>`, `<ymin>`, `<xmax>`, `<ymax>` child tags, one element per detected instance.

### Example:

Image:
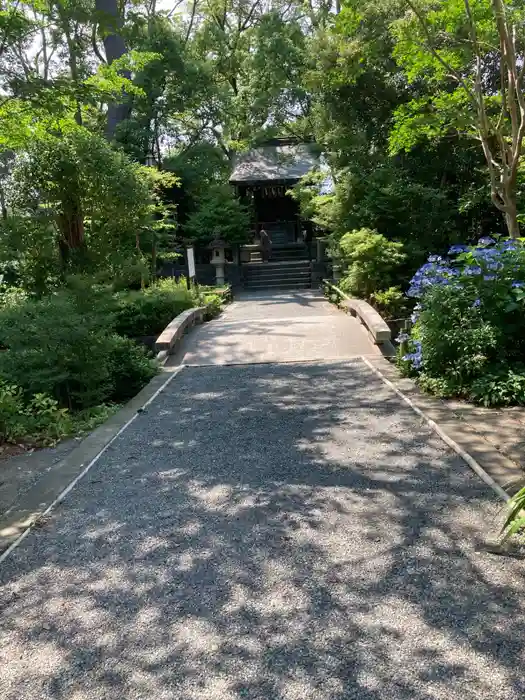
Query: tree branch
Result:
<box><xmin>240</xmin><ymin>0</ymin><xmax>261</xmax><ymax>33</ymax></box>
<box><xmin>405</xmin><ymin>0</ymin><xmax>477</xmax><ymax>106</ymax></box>
<box><xmin>0</xmin><ymin>0</ymin><xmax>22</xmax><ymax>57</ymax></box>
<box><xmin>92</xmin><ymin>24</ymin><xmax>107</xmax><ymax>64</ymax></box>
<box><xmin>184</xmin><ymin>0</ymin><xmax>198</xmax><ymax>44</ymax></box>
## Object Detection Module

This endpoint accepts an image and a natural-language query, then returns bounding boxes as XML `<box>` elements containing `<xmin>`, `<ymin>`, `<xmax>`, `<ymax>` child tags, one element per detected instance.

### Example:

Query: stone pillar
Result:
<box><xmin>316</xmin><ymin>238</ymin><xmax>327</xmax><ymax>263</ymax></box>
<box><xmin>210</xmin><ymin>243</ymin><xmax>226</xmax><ymax>286</ymax></box>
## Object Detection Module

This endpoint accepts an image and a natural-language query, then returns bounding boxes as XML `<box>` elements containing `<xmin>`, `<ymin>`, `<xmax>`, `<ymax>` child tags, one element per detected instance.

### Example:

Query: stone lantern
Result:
<box><xmin>208</xmin><ymin>238</ymin><xmax>228</xmax><ymax>287</ymax></box>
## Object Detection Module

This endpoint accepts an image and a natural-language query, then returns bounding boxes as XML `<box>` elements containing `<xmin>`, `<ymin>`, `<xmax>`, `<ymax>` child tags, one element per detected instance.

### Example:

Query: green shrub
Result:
<box><xmin>370</xmin><ymin>286</ymin><xmax>408</xmax><ymax>319</ymax></box>
<box><xmin>0</xmin><ymin>285</ymin><xmax>28</xmax><ymax>309</ymax></box>
<box><xmin>501</xmin><ymin>485</ymin><xmax>525</xmax><ymax>542</ymax></box>
<box><xmin>469</xmin><ymin>368</ymin><xmax>525</xmax><ymax>407</ymax></box>
<box><xmin>115</xmin><ymin>278</ymin><xmax>194</xmax><ymax>338</ymax></box>
<box><xmin>199</xmin><ymin>293</ymin><xmax>223</xmax><ymax>320</ymax></box>
<box><xmin>0</xmin><ymin>382</ymin><xmax>73</xmax><ymax>446</ymax></box>
<box><xmin>108</xmin><ymin>335</ymin><xmax>158</xmax><ymax>402</ymax></box>
<box><xmin>0</xmin><ymin>292</ymin><xmax>115</xmax><ymax>409</ymax></box>
<box><xmin>333</xmin><ymin>228</ymin><xmax>405</xmax><ymax>299</ymax></box>
<box><xmin>417</xmin><ymin>373</ymin><xmax>463</xmax><ymax>399</ymax></box>
<box><xmin>0</xmin><ymin>382</ymin><xmax>119</xmax><ymax>447</ymax></box>
<box><xmin>0</xmin><ymin>287</ymin><xmax>159</xmax><ymax>410</ymax></box>
<box><xmin>418</xmin><ymin>285</ymin><xmax>500</xmax><ymax>381</ymax></box>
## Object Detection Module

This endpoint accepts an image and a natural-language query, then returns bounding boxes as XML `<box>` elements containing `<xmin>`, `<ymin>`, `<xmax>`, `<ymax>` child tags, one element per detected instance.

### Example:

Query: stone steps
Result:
<box><xmin>244</xmin><ymin>262</ymin><xmax>310</xmax><ymax>274</ymax></box>
<box><xmin>244</xmin><ymin>280</ymin><xmax>312</xmax><ymax>291</ymax></box>
<box><xmin>243</xmin><ymin>260</ymin><xmax>312</xmax><ymax>290</ymax></box>
<box><xmin>244</xmin><ymin>260</ymin><xmax>310</xmax><ymax>268</ymax></box>
<box><xmin>245</xmin><ymin>272</ymin><xmax>311</xmax><ymax>283</ymax></box>
<box><xmin>270</xmin><ymin>249</ymin><xmax>308</xmax><ymax>261</ymax></box>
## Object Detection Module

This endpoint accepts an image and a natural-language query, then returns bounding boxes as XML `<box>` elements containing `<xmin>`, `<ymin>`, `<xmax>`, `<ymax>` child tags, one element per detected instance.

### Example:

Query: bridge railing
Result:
<box><xmin>322</xmin><ymin>280</ymin><xmax>393</xmax><ymax>348</ymax></box>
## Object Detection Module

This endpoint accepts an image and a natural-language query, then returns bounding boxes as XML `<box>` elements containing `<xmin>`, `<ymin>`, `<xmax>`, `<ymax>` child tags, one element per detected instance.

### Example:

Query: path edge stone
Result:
<box><xmin>362</xmin><ymin>356</ymin><xmax>524</xmax><ymax>502</ymax></box>
<box><xmin>0</xmin><ymin>298</ymin><xmax>232</xmax><ymax>557</ymax></box>
<box><xmin>0</xmin><ymin>365</ymin><xmax>186</xmax><ymax>560</ymax></box>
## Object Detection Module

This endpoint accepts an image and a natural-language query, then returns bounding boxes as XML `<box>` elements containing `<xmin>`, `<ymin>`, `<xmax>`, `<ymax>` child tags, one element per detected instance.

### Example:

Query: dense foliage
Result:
<box><xmin>184</xmin><ymin>184</ymin><xmax>251</xmax><ymax>245</ymax></box>
<box><xmin>295</xmin><ymin>0</ymin><xmax>521</xmax><ymax>268</ymax></box>
<box><xmin>399</xmin><ymin>239</ymin><xmax>525</xmax><ymax>406</ymax></box>
<box><xmin>0</xmin><ymin>285</ymin><xmax>158</xmax><ymax>410</ymax></box>
<box><xmin>0</xmin><ymin>382</ymin><xmax>73</xmax><ymax>446</ymax></box>
<box><xmin>331</xmin><ymin>229</ymin><xmax>407</xmax><ymax>318</ymax></box>
<box><xmin>2</xmin><ymin>0</ymin><xmax>523</xmax><ymax>265</ymax></box>
<box><xmin>0</xmin><ymin>276</ymin><xmax>224</xmax><ymax>446</ymax></box>
<box><xmin>114</xmin><ymin>278</ymin><xmax>196</xmax><ymax>338</ymax></box>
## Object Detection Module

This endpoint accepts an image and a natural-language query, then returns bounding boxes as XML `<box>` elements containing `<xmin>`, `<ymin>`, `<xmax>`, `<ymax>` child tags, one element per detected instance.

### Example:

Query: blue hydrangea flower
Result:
<box><xmin>407</xmin><ymin>259</ymin><xmax>457</xmax><ymax>298</ymax></box>
<box><xmin>478</xmin><ymin>236</ymin><xmax>495</xmax><ymax>246</ymax></box>
<box><xmin>472</xmin><ymin>299</ymin><xmax>481</xmax><ymax>308</ymax></box>
<box><xmin>412</xmin><ymin>355</ymin><xmax>422</xmax><ymax>369</ymax></box>
<box><xmin>448</xmin><ymin>244</ymin><xmax>468</xmax><ymax>255</ymax></box>
<box><xmin>473</xmin><ymin>247</ymin><xmax>499</xmax><ymax>258</ymax></box>
<box><xmin>464</xmin><ymin>265</ymin><xmax>482</xmax><ymax>276</ymax></box>
<box><xmin>396</xmin><ymin>332</ymin><xmax>410</xmax><ymax>343</ymax></box>
<box><xmin>512</xmin><ymin>281</ymin><xmax>525</xmax><ymax>288</ymax></box>
<box><xmin>409</xmin><ymin>304</ymin><xmax>421</xmax><ymax>324</ymax></box>
<box><xmin>500</xmin><ymin>239</ymin><xmax>521</xmax><ymax>250</ymax></box>
<box><xmin>403</xmin><ymin>351</ymin><xmax>422</xmax><ymax>370</ymax></box>
<box><xmin>428</xmin><ymin>255</ymin><xmax>443</xmax><ymax>263</ymax></box>
<box><xmin>483</xmin><ymin>274</ymin><xmax>497</xmax><ymax>281</ymax></box>
<box><xmin>402</xmin><ymin>339</ymin><xmax>422</xmax><ymax>370</ymax></box>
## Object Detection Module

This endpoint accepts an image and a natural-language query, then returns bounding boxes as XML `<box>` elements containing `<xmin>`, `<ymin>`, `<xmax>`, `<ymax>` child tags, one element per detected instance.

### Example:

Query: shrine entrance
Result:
<box><xmin>237</xmin><ymin>181</ymin><xmax>303</xmax><ymax>245</ymax></box>
<box><xmin>229</xmin><ymin>139</ymin><xmax>324</xmax><ymax>289</ymax></box>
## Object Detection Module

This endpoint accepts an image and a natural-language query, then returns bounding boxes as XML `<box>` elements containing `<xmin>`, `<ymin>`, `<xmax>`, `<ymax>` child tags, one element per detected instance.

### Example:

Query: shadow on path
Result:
<box><xmin>0</xmin><ymin>362</ymin><xmax>523</xmax><ymax>699</ymax></box>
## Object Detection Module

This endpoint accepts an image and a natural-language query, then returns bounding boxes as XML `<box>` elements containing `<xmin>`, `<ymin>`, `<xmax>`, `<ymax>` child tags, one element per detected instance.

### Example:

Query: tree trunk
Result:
<box><xmin>0</xmin><ymin>185</ymin><xmax>7</xmax><ymax>220</ymax></box>
<box><xmin>58</xmin><ymin>195</ymin><xmax>86</xmax><ymax>267</ymax></box>
<box><xmin>497</xmin><ymin>180</ymin><xmax>520</xmax><ymax>238</ymax></box>
<box><xmin>151</xmin><ymin>238</ymin><xmax>157</xmax><ymax>280</ymax></box>
<box><xmin>505</xmin><ymin>206</ymin><xmax>520</xmax><ymax>238</ymax></box>
<box><xmin>95</xmin><ymin>0</ymin><xmax>131</xmax><ymax>138</ymax></box>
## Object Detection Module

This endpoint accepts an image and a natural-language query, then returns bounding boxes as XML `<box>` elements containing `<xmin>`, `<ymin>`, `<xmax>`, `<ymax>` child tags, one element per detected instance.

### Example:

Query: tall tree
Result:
<box><xmin>392</xmin><ymin>0</ymin><xmax>525</xmax><ymax>237</ymax></box>
<box><xmin>191</xmin><ymin>0</ymin><xmax>311</xmax><ymax>154</ymax></box>
<box><xmin>95</xmin><ymin>0</ymin><xmax>131</xmax><ymax>137</ymax></box>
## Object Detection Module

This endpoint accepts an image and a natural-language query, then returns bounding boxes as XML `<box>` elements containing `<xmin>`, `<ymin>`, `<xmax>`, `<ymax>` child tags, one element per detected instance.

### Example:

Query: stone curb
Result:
<box><xmin>322</xmin><ymin>280</ymin><xmax>391</xmax><ymax>345</ymax></box>
<box><xmin>0</xmin><ymin>366</ymin><xmax>185</xmax><ymax>558</ymax></box>
<box><xmin>155</xmin><ymin>294</ymin><xmax>231</xmax><ymax>364</ymax></box>
<box><xmin>155</xmin><ymin>306</ymin><xmax>206</xmax><ymax>355</ymax></box>
<box><xmin>0</xmin><ymin>295</ymin><xmax>234</xmax><ymax>558</ymax></box>
<box><xmin>363</xmin><ymin>356</ymin><xmax>525</xmax><ymax>500</ymax></box>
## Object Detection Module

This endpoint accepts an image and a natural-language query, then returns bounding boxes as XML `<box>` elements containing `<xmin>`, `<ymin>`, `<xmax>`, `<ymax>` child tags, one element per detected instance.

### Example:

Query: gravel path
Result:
<box><xmin>1</xmin><ymin>360</ymin><xmax>524</xmax><ymax>699</ymax></box>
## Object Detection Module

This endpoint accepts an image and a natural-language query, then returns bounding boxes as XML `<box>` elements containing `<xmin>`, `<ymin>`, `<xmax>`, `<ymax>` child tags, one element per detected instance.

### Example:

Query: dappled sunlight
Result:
<box><xmin>1</xmin><ymin>362</ymin><xmax>525</xmax><ymax>699</ymax></box>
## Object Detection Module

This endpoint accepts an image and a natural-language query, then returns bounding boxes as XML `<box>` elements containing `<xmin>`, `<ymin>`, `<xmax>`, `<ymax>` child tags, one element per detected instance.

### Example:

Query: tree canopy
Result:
<box><xmin>0</xmin><ymin>0</ymin><xmax>524</xmax><ymax>288</ymax></box>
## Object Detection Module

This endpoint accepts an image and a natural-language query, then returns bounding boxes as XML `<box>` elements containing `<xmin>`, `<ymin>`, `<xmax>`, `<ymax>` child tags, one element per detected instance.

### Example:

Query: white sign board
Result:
<box><xmin>187</xmin><ymin>246</ymin><xmax>196</xmax><ymax>279</ymax></box>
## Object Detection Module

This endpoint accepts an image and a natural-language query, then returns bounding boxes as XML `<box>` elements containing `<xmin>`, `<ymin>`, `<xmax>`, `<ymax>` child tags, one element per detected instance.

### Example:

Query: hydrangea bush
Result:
<box><xmin>398</xmin><ymin>237</ymin><xmax>525</xmax><ymax>406</ymax></box>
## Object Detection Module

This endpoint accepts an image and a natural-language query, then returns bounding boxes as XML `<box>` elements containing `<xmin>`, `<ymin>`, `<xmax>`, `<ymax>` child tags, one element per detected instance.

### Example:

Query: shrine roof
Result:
<box><xmin>229</xmin><ymin>142</ymin><xmax>320</xmax><ymax>184</ymax></box>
